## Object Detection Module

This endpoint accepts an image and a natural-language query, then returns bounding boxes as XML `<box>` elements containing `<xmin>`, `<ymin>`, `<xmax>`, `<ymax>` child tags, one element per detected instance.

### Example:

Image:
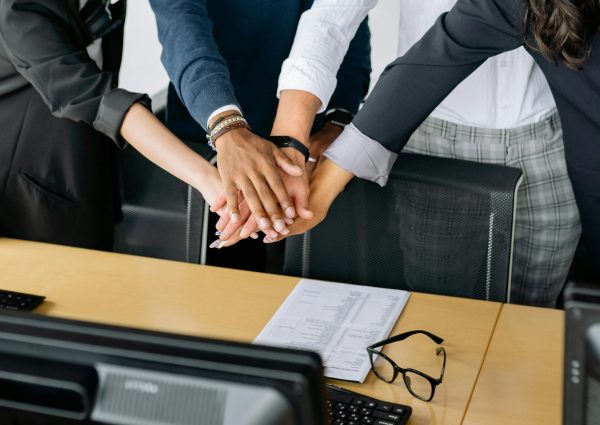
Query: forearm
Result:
<box><xmin>120</xmin><ymin>104</ymin><xmax>221</xmax><ymax>203</ymax></box>
<box><xmin>271</xmin><ymin>90</ymin><xmax>322</xmax><ymax>146</ymax></box>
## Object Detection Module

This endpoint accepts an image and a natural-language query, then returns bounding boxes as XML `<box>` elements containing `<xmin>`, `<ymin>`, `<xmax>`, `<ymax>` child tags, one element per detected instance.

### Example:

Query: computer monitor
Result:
<box><xmin>564</xmin><ymin>282</ymin><xmax>600</xmax><ymax>425</ymax></box>
<box><xmin>0</xmin><ymin>311</ymin><xmax>327</xmax><ymax>425</ymax></box>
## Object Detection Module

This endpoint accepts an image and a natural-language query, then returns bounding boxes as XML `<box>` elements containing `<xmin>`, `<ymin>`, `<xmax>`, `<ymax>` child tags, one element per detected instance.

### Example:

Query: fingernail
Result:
<box><xmin>231</xmin><ymin>213</ymin><xmax>240</xmax><ymax>223</ymax></box>
<box><xmin>264</xmin><ymin>237</ymin><xmax>274</xmax><ymax>243</ymax></box>
<box><xmin>284</xmin><ymin>217</ymin><xmax>294</xmax><ymax>225</ymax></box>
<box><xmin>217</xmin><ymin>241</ymin><xmax>227</xmax><ymax>249</ymax></box>
<box><xmin>285</xmin><ymin>206</ymin><xmax>296</xmax><ymax>218</ymax></box>
<box><xmin>209</xmin><ymin>240</ymin><xmax>219</xmax><ymax>249</ymax></box>
<box><xmin>240</xmin><ymin>228</ymin><xmax>250</xmax><ymax>239</ymax></box>
<box><xmin>215</xmin><ymin>231</ymin><xmax>221</xmax><ymax>236</ymax></box>
<box><xmin>269</xmin><ymin>230</ymin><xmax>279</xmax><ymax>239</ymax></box>
<box><xmin>273</xmin><ymin>219</ymin><xmax>287</xmax><ymax>233</ymax></box>
<box><xmin>259</xmin><ymin>217</ymin><xmax>270</xmax><ymax>229</ymax></box>
<box><xmin>219</xmin><ymin>232</ymin><xmax>229</xmax><ymax>240</ymax></box>
<box><xmin>250</xmin><ymin>233</ymin><xmax>259</xmax><ymax>239</ymax></box>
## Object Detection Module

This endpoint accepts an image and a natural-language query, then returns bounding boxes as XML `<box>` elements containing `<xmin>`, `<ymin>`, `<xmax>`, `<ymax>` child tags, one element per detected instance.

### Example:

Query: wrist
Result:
<box><xmin>213</xmin><ymin>127</ymin><xmax>250</xmax><ymax>151</ymax></box>
<box><xmin>312</xmin><ymin>158</ymin><xmax>353</xmax><ymax>201</ymax></box>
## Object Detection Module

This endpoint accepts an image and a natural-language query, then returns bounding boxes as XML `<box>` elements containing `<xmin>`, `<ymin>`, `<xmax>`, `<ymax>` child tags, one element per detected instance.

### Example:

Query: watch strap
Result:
<box><xmin>267</xmin><ymin>136</ymin><xmax>310</xmax><ymax>162</ymax></box>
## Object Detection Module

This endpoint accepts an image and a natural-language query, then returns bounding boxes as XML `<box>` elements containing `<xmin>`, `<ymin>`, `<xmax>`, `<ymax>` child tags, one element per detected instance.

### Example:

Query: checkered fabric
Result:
<box><xmin>403</xmin><ymin>112</ymin><xmax>581</xmax><ymax>307</ymax></box>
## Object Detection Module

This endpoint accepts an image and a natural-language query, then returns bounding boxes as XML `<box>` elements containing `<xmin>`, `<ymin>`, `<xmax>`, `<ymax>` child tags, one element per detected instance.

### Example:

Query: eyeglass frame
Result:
<box><xmin>366</xmin><ymin>330</ymin><xmax>446</xmax><ymax>402</ymax></box>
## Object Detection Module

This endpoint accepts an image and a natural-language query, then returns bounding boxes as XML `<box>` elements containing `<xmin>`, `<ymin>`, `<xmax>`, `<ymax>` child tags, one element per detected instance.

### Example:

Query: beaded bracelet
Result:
<box><xmin>207</xmin><ymin>115</ymin><xmax>251</xmax><ymax>150</ymax></box>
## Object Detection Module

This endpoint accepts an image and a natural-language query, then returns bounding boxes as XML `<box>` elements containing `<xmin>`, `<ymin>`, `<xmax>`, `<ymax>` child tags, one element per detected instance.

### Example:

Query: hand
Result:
<box><xmin>213</xmin><ymin>148</ymin><xmax>312</xmax><ymax>248</ymax></box>
<box><xmin>264</xmin><ymin>158</ymin><xmax>355</xmax><ymax>244</ymax></box>
<box><xmin>306</xmin><ymin>122</ymin><xmax>343</xmax><ymax>175</ymax></box>
<box><xmin>215</xmin><ymin>127</ymin><xmax>302</xmax><ymax>235</ymax></box>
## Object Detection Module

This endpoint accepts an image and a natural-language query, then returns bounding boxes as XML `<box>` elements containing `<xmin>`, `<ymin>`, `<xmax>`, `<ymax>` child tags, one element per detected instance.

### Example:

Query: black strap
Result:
<box><xmin>267</xmin><ymin>136</ymin><xmax>310</xmax><ymax>163</ymax></box>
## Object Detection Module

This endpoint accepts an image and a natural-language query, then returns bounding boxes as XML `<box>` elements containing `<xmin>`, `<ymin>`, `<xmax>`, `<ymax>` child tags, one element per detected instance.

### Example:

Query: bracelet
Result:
<box><xmin>208</xmin><ymin>112</ymin><xmax>240</xmax><ymax>134</ymax></box>
<box><xmin>267</xmin><ymin>136</ymin><xmax>310</xmax><ymax>163</ymax></box>
<box><xmin>207</xmin><ymin>116</ymin><xmax>251</xmax><ymax>150</ymax></box>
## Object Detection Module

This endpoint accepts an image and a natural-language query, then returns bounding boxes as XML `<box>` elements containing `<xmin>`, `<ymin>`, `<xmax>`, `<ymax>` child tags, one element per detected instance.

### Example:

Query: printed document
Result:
<box><xmin>254</xmin><ymin>279</ymin><xmax>410</xmax><ymax>382</ymax></box>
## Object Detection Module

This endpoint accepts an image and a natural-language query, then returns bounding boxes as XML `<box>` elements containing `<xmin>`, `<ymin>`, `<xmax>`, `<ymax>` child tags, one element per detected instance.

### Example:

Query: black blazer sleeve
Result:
<box><xmin>353</xmin><ymin>0</ymin><xmax>524</xmax><ymax>152</ymax></box>
<box><xmin>0</xmin><ymin>0</ymin><xmax>149</xmax><ymax>148</ymax></box>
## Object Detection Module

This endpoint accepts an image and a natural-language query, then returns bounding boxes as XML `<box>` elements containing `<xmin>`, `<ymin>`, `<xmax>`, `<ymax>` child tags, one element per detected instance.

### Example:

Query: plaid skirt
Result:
<box><xmin>403</xmin><ymin>112</ymin><xmax>581</xmax><ymax>307</ymax></box>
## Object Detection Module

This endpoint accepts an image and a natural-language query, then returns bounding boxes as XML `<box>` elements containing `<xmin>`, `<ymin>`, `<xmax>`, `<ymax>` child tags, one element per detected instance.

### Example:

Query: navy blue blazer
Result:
<box><xmin>150</xmin><ymin>0</ymin><xmax>371</xmax><ymax>141</ymax></box>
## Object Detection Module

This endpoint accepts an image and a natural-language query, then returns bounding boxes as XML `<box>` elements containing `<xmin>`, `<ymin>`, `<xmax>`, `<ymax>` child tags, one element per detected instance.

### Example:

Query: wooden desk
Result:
<box><xmin>0</xmin><ymin>239</ymin><xmax>502</xmax><ymax>425</ymax></box>
<box><xmin>462</xmin><ymin>304</ymin><xmax>564</xmax><ymax>425</ymax></box>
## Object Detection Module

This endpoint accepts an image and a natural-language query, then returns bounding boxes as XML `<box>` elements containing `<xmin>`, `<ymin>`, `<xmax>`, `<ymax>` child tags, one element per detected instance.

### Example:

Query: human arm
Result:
<box><xmin>0</xmin><ymin>0</ymin><xmax>147</xmax><ymax>148</ymax></box>
<box><xmin>150</xmin><ymin>0</ymin><xmax>299</xmax><ymax>233</ymax></box>
<box><xmin>324</xmin><ymin>0</ymin><xmax>525</xmax><ymax>185</ymax></box>
<box><xmin>0</xmin><ymin>0</ymin><xmax>225</xmax><ymax>209</ymax></box>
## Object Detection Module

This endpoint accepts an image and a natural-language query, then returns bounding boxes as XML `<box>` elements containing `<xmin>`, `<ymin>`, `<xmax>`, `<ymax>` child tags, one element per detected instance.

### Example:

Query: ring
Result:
<box><xmin>308</xmin><ymin>156</ymin><xmax>318</xmax><ymax>163</ymax></box>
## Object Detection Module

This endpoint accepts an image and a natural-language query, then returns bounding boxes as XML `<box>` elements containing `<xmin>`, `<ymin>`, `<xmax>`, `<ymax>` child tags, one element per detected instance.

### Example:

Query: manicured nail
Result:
<box><xmin>285</xmin><ymin>206</ymin><xmax>296</xmax><ymax>218</ymax></box>
<box><xmin>231</xmin><ymin>213</ymin><xmax>240</xmax><ymax>223</ymax></box>
<box><xmin>250</xmin><ymin>233</ymin><xmax>259</xmax><ymax>239</ymax></box>
<box><xmin>284</xmin><ymin>217</ymin><xmax>294</xmax><ymax>225</ymax></box>
<box><xmin>264</xmin><ymin>237</ymin><xmax>274</xmax><ymax>243</ymax></box>
<box><xmin>215</xmin><ymin>231</ymin><xmax>221</xmax><ymax>236</ymax></box>
<box><xmin>268</xmin><ymin>229</ymin><xmax>279</xmax><ymax>239</ymax></box>
<box><xmin>209</xmin><ymin>240</ymin><xmax>219</xmax><ymax>249</ymax></box>
<box><xmin>273</xmin><ymin>219</ymin><xmax>287</xmax><ymax>233</ymax></box>
<box><xmin>219</xmin><ymin>232</ymin><xmax>229</xmax><ymax>240</ymax></box>
<box><xmin>217</xmin><ymin>241</ymin><xmax>227</xmax><ymax>249</ymax></box>
<box><xmin>259</xmin><ymin>217</ymin><xmax>270</xmax><ymax>229</ymax></box>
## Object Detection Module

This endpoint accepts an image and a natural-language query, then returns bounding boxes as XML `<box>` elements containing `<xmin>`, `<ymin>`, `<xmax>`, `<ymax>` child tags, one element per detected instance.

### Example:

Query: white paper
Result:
<box><xmin>254</xmin><ymin>279</ymin><xmax>410</xmax><ymax>382</ymax></box>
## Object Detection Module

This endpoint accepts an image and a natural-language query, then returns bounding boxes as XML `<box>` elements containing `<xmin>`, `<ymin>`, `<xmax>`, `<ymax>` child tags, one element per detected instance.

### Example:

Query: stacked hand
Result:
<box><xmin>209</xmin><ymin>123</ymin><xmax>344</xmax><ymax>248</ymax></box>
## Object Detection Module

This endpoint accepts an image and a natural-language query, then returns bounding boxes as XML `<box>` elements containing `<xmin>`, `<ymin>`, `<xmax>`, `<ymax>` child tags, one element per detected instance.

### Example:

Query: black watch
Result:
<box><xmin>267</xmin><ymin>136</ymin><xmax>310</xmax><ymax>163</ymax></box>
<box><xmin>325</xmin><ymin>108</ymin><xmax>354</xmax><ymax>128</ymax></box>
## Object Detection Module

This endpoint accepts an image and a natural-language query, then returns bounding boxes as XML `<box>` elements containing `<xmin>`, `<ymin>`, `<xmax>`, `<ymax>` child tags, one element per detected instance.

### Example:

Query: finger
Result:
<box><xmin>291</xmin><ymin>179</ymin><xmax>314</xmax><ymax>220</ymax></box>
<box><xmin>238</xmin><ymin>178</ymin><xmax>272</xmax><ymax>231</ymax></box>
<box><xmin>224</xmin><ymin>183</ymin><xmax>240</xmax><ymax>223</ymax></box>
<box><xmin>216</xmin><ymin>214</ymin><xmax>230</xmax><ymax>232</ymax></box>
<box><xmin>263</xmin><ymin>168</ymin><xmax>296</xmax><ymax>219</ymax></box>
<box><xmin>219</xmin><ymin>201</ymin><xmax>252</xmax><ymax>240</ymax></box>
<box><xmin>210</xmin><ymin>196</ymin><xmax>227</xmax><ymax>213</ymax></box>
<box><xmin>239</xmin><ymin>216</ymin><xmax>258</xmax><ymax>240</ymax></box>
<box><xmin>250</xmin><ymin>175</ymin><xmax>289</xmax><ymax>235</ymax></box>
<box><xmin>274</xmin><ymin>148</ymin><xmax>303</xmax><ymax>177</ymax></box>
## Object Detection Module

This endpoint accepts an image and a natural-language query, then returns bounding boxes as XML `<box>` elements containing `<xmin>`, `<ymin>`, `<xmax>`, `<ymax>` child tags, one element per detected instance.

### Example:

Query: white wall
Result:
<box><xmin>119</xmin><ymin>1</ymin><xmax>400</xmax><ymax>96</ymax></box>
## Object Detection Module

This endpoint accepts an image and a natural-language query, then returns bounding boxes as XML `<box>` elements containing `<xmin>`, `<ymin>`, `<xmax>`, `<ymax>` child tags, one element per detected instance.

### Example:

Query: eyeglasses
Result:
<box><xmin>366</xmin><ymin>330</ymin><xmax>446</xmax><ymax>402</ymax></box>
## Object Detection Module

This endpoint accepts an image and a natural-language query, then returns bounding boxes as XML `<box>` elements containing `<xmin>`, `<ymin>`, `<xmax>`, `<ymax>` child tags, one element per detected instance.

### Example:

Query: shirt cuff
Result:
<box><xmin>207</xmin><ymin>104</ymin><xmax>243</xmax><ymax>128</ymax></box>
<box><xmin>277</xmin><ymin>57</ymin><xmax>337</xmax><ymax>114</ymax></box>
<box><xmin>323</xmin><ymin>124</ymin><xmax>397</xmax><ymax>187</ymax></box>
<box><xmin>94</xmin><ymin>88</ymin><xmax>152</xmax><ymax>149</ymax></box>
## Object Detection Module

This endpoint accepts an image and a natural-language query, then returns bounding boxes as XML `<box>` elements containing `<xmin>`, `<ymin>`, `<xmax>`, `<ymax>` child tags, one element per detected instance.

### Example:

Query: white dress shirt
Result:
<box><xmin>278</xmin><ymin>0</ymin><xmax>558</xmax><ymax>185</ymax></box>
<box><xmin>397</xmin><ymin>0</ymin><xmax>555</xmax><ymax>128</ymax></box>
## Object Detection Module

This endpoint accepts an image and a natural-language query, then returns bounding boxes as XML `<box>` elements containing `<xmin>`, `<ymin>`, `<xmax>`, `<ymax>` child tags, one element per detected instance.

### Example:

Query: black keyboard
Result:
<box><xmin>0</xmin><ymin>289</ymin><xmax>45</xmax><ymax>311</ymax></box>
<box><xmin>327</xmin><ymin>384</ymin><xmax>412</xmax><ymax>425</ymax></box>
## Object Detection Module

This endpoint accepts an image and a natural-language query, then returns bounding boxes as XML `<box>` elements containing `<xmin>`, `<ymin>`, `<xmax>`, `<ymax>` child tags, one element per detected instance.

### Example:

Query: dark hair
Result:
<box><xmin>525</xmin><ymin>0</ymin><xmax>600</xmax><ymax>69</ymax></box>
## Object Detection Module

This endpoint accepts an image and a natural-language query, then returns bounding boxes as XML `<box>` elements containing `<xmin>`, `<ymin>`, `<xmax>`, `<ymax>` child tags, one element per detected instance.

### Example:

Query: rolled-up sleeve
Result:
<box><xmin>277</xmin><ymin>0</ymin><xmax>377</xmax><ymax>112</ymax></box>
<box><xmin>0</xmin><ymin>0</ymin><xmax>149</xmax><ymax>148</ymax></box>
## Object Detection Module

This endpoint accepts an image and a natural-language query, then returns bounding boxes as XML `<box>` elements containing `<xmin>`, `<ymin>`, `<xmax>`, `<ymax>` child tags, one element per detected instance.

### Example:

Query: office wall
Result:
<box><xmin>119</xmin><ymin>1</ymin><xmax>401</xmax><ymax>96</ymax></box>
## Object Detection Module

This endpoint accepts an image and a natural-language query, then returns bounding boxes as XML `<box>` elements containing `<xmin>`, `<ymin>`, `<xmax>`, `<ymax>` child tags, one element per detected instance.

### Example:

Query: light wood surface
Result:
<box><xmin>462</xmin><ymin>303</ymin><xmax>564</xmax><ymax>425</ymax></box>
<box><xmin>0</xmin><ymin>238</ymin><xmax>503</xmax><ymax>425</ymax></box>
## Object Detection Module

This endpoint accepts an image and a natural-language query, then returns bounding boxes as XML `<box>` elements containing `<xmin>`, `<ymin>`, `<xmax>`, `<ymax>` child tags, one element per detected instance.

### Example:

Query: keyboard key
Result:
<box><xmin>373</xmin><ymin>411</ymin><xmax>402</xmax><ymax>422</ymax></box>
<box><xmin>360</xmin><ymin>408</ymin><xmax>373</xmax><ymax>416</ymax></box>
<box><xmin>366</xmin><ymin>401</ymin><xmax>378</xmax><ymax>409</ymax></box>
<box><xmin>374</xmin><ymin>421</ymin><xmax>396</xmax><ymax>425</ymax></box>
<box><xmin>360</xmin><ymin>418</ymin><xmax>374</xmax><ymax>424</ymax></box>
<box><xmin>352</xmin><ymin>399</ymin><xmax>365</xmax><ymax>406</ymax></box>
<box><xmin>377</xmin><ymin>404</ymin><xmax>393</xmax><ymax>412</ymax></box>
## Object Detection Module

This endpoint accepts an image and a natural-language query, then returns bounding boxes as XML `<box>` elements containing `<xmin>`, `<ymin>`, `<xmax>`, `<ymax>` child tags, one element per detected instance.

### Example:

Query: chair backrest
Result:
<box><xmin>113</xmin><ymin>89</ymin><xmax>214</xmax><ymax>263</ymax></box>
<box><xmin>284</xmin><ymin>153</ymin><xmax>523</xmax><ymax>302</ymax></box>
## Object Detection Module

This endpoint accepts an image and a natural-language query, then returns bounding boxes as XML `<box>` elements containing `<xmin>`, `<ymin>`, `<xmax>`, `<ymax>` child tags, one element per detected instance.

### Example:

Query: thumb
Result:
<box><xmin>274</xmin><ymin>148</ymin><xmax>303</xmax><ymax>177</ymax></box>
<box><xmin>293</xmin><ymin>181</ymin><xmax>314</xmax><ymax>220</ymax></box>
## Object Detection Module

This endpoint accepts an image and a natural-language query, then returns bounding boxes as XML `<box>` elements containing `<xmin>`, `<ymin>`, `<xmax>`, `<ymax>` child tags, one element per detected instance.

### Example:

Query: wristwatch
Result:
<box><xmin>325</xmin><ymin>108</ymin><xmax>354</xmax><ymax>128</ymax></box>
<box><xmin>267</xmin><ymin>136</ymin><xmax>310</xmax><ymax>163</ymax></box>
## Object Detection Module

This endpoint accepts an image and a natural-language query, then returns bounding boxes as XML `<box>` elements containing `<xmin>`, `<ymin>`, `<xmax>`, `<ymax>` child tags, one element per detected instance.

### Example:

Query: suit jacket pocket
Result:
<box><xmin>19</xmin><ymin>170</ymin><xmax>82</xmax><ymax>206</ymax></box>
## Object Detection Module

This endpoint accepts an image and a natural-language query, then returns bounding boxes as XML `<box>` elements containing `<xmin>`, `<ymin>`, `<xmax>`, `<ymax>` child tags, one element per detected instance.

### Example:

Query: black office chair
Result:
<box><xmin>284</xmin><ymin>153</ymin><xmax>523</xmax><ymax>302</ymax></box>
<box><xmin>113</xmin><ymin>89</ymin><xmax>214</xmax><ymax>263</ymax></box>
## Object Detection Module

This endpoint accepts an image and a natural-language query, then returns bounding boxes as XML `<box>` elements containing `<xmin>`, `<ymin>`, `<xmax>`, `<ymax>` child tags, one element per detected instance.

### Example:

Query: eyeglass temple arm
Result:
<box><xmin>368</xmin><ymin>330</ymin><xmax>444</xmax><ymax>350</ymax></box>
<box><xmin>436</xmin><ymin>347</ymin><xmax>447</xmax><ymax>382</ymax></box>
